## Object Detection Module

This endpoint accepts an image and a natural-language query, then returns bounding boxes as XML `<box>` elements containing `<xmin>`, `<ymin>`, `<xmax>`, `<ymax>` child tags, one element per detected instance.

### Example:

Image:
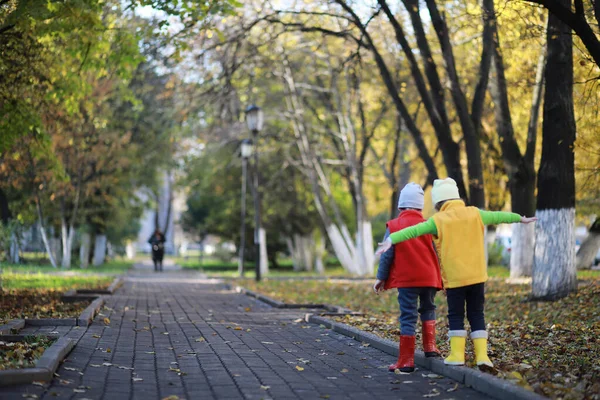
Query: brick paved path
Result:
<box><xmin>2</xmin><ymin>272</ymin><xmax>488</xmax><ymax>400</ymax></box>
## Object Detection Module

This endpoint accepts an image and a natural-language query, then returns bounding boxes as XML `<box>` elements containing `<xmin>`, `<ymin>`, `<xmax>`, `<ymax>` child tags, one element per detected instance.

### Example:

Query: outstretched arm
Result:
<box><xmin>479</xmin><ymin>210</ymin><xmax>537</xmax><ymax>225</ymax></box>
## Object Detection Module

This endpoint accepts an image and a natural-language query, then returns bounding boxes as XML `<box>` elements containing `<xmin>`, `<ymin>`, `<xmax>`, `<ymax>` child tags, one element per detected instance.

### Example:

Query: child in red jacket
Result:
<box><xmin>373</xmin><ymin>183</ymin><xmax>442</xmax><ymax>373</ymax></box>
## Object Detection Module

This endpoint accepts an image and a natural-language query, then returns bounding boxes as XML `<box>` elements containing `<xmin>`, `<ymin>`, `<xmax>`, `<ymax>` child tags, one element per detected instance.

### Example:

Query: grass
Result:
<box><xmin>239</xmin><ymin>266</ymin><xmax>600</xmax><ymax>399</ymax></box>
<box><xmin>0</xmin><ymin>259</ymin><xmax>133</xmax><ymax>275</ymax></box>
<box><xmin>0</xmin><ymin>270</ymin><xmax>113</xmax><ymax>290</ymax></box>
<box><xmin>176</xmin><ymin>256</ymin><xmax>349</xmax><ymax>278</ymax></box>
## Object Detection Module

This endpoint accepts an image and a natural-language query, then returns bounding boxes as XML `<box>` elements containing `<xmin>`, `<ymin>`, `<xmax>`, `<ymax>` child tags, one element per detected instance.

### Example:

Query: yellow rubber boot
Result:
<box><xmin>444</xmin><ymin>330</ymin><xmax>466</xmax><ymax>366</ymax></box>
<box><xmin>471</xmin><ymin>330</ymin><xmax>493</xmax><ymax>368</ymax></box>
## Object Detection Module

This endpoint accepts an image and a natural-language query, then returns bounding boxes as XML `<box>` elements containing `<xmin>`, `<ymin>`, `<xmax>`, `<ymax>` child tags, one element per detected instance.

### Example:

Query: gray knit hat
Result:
<box><xmin>398</xmin><ymin>182</ymin><xmax>424</xmax><ymax>209</ymax></box>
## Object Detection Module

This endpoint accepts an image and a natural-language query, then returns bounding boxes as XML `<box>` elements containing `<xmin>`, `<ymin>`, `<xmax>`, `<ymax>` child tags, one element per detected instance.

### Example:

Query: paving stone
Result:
<box><xmin>1</xmin><ymin>268</ymin><xmax>492</xmax><ymax>400</ymax></box>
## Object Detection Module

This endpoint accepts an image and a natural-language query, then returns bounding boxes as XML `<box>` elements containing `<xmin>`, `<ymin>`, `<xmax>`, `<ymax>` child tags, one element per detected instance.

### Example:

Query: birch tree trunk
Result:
<box><xmin>61</xmin><ymin>217</ymin><xmax>71</xmax><ymax>268</ymax></box>
<box><xmin>282</xmin><ymin>61</ymin><xmax>366</xmax><ymax>275</ymax></box>
<box><xmin>314</xmin><ymin>233</ymin><xmax>325</xmax><ymax>274</ymax></box>
<box><xmin>532</xmin><ymin>4</ymin><xmax>577</xmax><ymax>300</ymax></box>
<box><xmin>35</xmin><ymin>197</ymin><xmax>57</xmax><ymax>268</ymax></box>
<box><xmin>93</xmin><ymin>234</ymin><xmax>107</xmax><ymax>266</ymax></box>
<box><xmin>80</xmin><ymin>232</ymin><xmax>91</xmax><ymax>268</ymax></box>
<box><xmin>576</xmin><ymin>218</ymin><xmax>600</xmax><ymax>270</ymax></box>
<box><xmin>9</xmin><ymin>232</ymin><xmax>19</xmax><ymax>264</ymax></box>
<box><xmin>510</xmin><ymin>224</ymin><xmax>535</xmax><ymax>278</ymax></box>
<box><xmin>259</xmin><ymin>227</ymin><xmax>268</xmax><ymax>276</ymax></box>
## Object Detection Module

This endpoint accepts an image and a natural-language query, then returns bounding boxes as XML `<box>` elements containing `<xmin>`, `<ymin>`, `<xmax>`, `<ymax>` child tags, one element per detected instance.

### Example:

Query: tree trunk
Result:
<box><xmin>80</xmin><ymin>232</ymin><xmax>91</xmax><ymax>268</ymax></box>
<box><xmin>259</xmin><ymin>227</ymin><xmax>268</xmax><ymax>276</ymax></box>
<box><xmin>424</xmin><ymin>0</ymin><xmax>486</xmax><ymax>207</ymax></box>
<box><xmin>314</xmin><ymin>232</ymin><xmax>325</xmax><ymax>275</ymax></box>
<box><xmin>576</xmin><ymin>218</ymin><xmax>600</xmax><ymax>270</ymax></box>
<box><xmin>61</xmin><ymin>216</ymin><xmax>71</xmax><ymax>268</ymax></box>
<box><xmin>532</xmin><ymin>3</ymin><xmax>577</xmax><ymax>300</ymax></box>
<box><xmin>9</xmin><ymin>232</ymin><xmax>19</xmax><ymax>264</ymax></box>
<box><xmin>288</xmin><ymin>234</ymin><xmax>315</xmax><ymax>271</ymax></box>
<box><xmin>0</xmin><ymin>188</ymin><xmax>10</xmax><ymax>225</ymax></box>
<box><xmin>93</xmin><ymin>234</ymin><xmax>107</xmax><ymax>266</ymax></box>
<box><xmin>488</xmin><ymin>9</ymin><xmax>544</xmax><ymax>277</ymax></box>
<box><xmin>510</xmin><ymin>223</ymin><xmax>535</xmax><ymax>278</ymax></box>
<box><xmin>35</xmin><ymin>197</ymin><xmax>57</xmax><ymax>268</ymax></box>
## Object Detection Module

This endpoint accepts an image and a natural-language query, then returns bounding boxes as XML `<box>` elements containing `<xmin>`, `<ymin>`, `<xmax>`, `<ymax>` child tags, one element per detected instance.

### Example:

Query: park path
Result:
<box><xmin>2</xmin><ymin>263</ymin><xmax>488</xmax><ymax>400</ymax></box>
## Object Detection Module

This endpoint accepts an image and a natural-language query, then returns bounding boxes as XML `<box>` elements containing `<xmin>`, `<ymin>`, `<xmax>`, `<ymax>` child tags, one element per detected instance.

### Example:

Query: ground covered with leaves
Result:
<box><xmin>0</xmin><ymin>336</ymin><xmax>55</xmax><ymax>370</ymax></box>
<box><xmin>0</xmin><ymin>290</ymin><xmax>93</xmax><ymax>325</ymax></box>
<box><xmin>241</xmin><ymin>272</ymin><xmax>600</xmax><ymax>399</ymax></box>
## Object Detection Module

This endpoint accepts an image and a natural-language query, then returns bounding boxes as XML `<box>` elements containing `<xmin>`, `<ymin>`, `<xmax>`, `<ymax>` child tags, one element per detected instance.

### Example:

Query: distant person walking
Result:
<box><xmin>148</xmin><ymin>229</ymin><xmax>166</xmax><ymax>272</ymax></box>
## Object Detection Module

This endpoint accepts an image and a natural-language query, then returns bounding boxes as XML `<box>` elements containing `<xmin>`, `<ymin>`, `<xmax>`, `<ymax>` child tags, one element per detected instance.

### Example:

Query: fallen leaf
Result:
<box><xmin>92</xmin><ymin>334</ymin><xmax>101</xmax><ymax>338</ymax></box>
<box><xmin>260</xmin><ymin>385</ymin><xmax>270</xmax><ymax>390</ymax></box>
<box><xmin>244</xmin><ymin>307</ymin><xmax>251</xmax><ymax>312</ymax></box>
<box><xmin>103</xmin><ymin>317</ymin><xmax>110</xmax><ymax>325</ymax></box>
<box><xmin>395</xmin><ymin>369</ymin><xmax>411</xmax><ymax>375</ymax></box>
<box><xmin>295</xmin><ymin>366</ymin><xmax>304</xmax><ymax>371</ymax></box>
<box><xmin>423</xmin><ymin>389</ymin><xmax>440</xmax><ymax>397</ymax></box>
<box><xmin>447</xmin><ymin>383</ymin><xmax>458</xmax><ymax>392</ymax></box>
<box><xmin>341</xmin><ymin>368</ymin><xmax>349</xmax><ymax>373</ymax></box>
<box><xmin>161</xmin><ymin>396</ymin><xmax>180</xmax><ymax>400</ymax></box>
<box><xmin>195</xmin><ymin>337</ymin><xmax>206</xmax><ymax>342</ymax></box>
<box><xmin>337</xmin><ymin>352</ymin><xmax>345</xmax><ymax>355</ymax></box>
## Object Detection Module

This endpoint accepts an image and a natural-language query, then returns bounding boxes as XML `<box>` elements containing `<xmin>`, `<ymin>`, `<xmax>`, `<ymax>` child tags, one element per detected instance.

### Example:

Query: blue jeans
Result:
<box><xmin>397</xmin><ymin>287</ymin><xmax>437</xmax><ymax>336</ymax></box>
<box><xmin>446</xmin><ymin>283</ymin><xmax>485</xmax><ymax>331</ymax></box>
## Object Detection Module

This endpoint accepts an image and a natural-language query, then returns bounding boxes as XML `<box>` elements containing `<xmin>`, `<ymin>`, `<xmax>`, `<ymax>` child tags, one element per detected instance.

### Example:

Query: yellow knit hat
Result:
<box><xmin>431</xmin><ymin>178</ymin><xmax>461</xmax><ymax>206</ymax></box>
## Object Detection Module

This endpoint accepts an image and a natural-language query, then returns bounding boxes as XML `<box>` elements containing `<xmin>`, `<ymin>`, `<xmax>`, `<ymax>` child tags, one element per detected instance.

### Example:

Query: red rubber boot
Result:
<box><xmin>388</xmin><ymin>335</ymin><xmax>415</xmax><ymax>372</ymax></box>
<box><xmin>422</xmin><ymin>320</ymin><xmax>441</xmax><ymax>357</ymax></box>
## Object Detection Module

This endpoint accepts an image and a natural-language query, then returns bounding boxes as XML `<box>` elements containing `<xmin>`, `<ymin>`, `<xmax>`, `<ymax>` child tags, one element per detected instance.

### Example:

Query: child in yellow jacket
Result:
<box><xmin>375</xmin><ymin>178</ymin><xmax>536</xmax><ymax>368</ymax></box>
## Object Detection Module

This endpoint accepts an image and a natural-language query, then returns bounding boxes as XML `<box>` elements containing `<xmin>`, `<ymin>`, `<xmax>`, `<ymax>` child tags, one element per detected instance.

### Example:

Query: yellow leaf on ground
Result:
<box><xmin>103</xmin><ymin>317</ymin><xmax>110</xmax><ymax>325</ymax></box>
<box><xmin>295</xmin><ymin>366</ymin><xmax>304</xmax><ymax>371</ymax></box>
<box><xmin>195</xmin><ymin>337</ymin><xmax>206</xmax><ymax>342</ymax></box>
<box><xmin>234</xmin><ymin>327</ymin><xmax>243</xmax><ymax>331</ymax></box>
<box><xmin>510</xmin><ymin>371</ymin><xmax>524</xmax><ymax>381</ymax></box>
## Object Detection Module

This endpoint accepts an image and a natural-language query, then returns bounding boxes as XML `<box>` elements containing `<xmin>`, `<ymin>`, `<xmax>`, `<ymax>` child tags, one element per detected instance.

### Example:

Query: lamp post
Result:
<box><xmin>238</xmin><ymin>139</ymin><xmax>253</xmax><ymax>277</ymax></box>
<box><xmin>245</xmin><ymin>105</ymin><xmax>264</xmax><ymax>282</ymax></box>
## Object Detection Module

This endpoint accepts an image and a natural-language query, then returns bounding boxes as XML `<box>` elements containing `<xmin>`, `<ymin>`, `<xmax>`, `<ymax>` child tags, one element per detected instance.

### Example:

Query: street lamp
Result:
<box><xmin>238</xmin><ymin>139</ymin><xmax>253</xmax><ymax>277</ymax></box>
<box><xmin>245</xmin><ymin>105</ymin><xmax>263</xmax><ymax>282</ymax></box>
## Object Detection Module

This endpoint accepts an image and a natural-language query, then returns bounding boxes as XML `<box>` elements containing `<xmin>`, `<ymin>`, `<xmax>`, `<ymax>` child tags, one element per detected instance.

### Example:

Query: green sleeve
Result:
<box><xmin>478</xmin><ymin>210</ymin><xmax>522</xmax><ymax>225</ymax></box>
<box><xmin>388</xmin><ymin>218</ymin><xmax>438</xmax><ymax>244</ymax></box>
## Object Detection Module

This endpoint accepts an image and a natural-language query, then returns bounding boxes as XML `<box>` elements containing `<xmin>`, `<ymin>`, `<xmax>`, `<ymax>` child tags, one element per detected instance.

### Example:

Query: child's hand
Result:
<box><xmin>374</xmin><ymin>237</ymin><xmax>392</xmax><ymax>257</ymax></box>
<box><xmin>521</xmin><ymin>216</ymin><xmax>537</xmax><ymax>224</ymax></box>
<box><xmin>373</xmin><ymin>280</ymin><xmax>386</xmax><ymax>294</ymax></box>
